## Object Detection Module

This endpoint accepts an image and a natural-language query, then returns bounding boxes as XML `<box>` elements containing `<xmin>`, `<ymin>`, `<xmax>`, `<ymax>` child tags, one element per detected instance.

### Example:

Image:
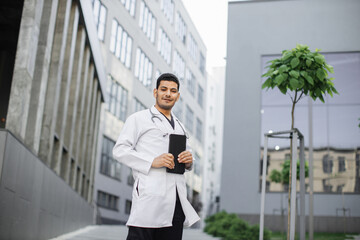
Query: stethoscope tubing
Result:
<box><xmin>149</xmin><ymin>108</ymin><xmax>189</xmax><ymax>139</ymax></box>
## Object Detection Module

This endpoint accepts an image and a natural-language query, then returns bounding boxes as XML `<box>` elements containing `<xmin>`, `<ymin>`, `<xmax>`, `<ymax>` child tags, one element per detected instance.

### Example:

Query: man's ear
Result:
<box><xmin>153</xmin><ymin>88</ymin><xmax>157</xmax><ymax>98</ymax></box>
<box><xmin>175</xmin><ymin>92</ymin><xmax>180</xmax><ymax>102</ymax></box>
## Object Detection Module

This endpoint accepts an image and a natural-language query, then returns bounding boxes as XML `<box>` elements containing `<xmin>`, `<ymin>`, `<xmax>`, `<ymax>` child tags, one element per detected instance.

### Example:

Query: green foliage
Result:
<box><xmin>270</xmin><ymin>160</ymin><xmax>309</xmax><ymax>185</ymax></box>
<box><xmin>269</xmin><ymin>168</ymin><xmax>282</xmax><ymax>183</ymax></box>
<box><xmin>204</xmin><ymin>211</ymin><xmax>271</xmax><ymax>240</ymax></box>
<box><xmin>282</xmin><ymin>159</ymin><xmax>309</xmax><ymax>184</ymax></box>
<box><xmin>262</xmin><ymin>44</ymin><xmax>338</xmax><ymax>103</ymax></box>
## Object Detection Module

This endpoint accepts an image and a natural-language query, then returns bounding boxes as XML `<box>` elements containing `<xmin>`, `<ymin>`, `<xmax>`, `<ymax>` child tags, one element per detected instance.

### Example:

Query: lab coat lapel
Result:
<box><xmin>151</xmin><ymin>106</ymin><xmax>175</xmax><ymax>134</ymax></box>
<box><xmin>172</xmin><ymin>114</ymin><xmax>183</xmax><ymax>136</ymax></box>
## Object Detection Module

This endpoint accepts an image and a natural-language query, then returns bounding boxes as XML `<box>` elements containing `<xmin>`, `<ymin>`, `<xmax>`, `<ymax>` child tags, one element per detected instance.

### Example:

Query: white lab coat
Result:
<box><xmin>112</xmin><ymin>106</ymin><xmax>200</xmax><ymax>228</ymax></box>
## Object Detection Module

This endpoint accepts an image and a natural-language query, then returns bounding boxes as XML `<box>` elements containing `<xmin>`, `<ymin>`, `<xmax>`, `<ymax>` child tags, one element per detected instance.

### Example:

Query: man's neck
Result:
<box><xmin>155</xmin><ymin>105</ymin><xmax>171</xmax><ymax>119</ymax></box>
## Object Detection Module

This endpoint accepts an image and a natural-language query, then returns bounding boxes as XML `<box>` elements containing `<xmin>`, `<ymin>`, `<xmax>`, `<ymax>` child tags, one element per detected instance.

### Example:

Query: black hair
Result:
<box><xmin>156</xmin><ymin>73</ymin><xmax>180</xmax><ymax>90</ymax></box>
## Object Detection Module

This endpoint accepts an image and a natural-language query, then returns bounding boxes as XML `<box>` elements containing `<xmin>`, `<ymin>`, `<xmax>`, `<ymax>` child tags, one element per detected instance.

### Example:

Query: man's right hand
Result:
<box><xmin>152</xmin><ymin>153</ymin><xmax>175</xmax><ymax>169</ymax></box>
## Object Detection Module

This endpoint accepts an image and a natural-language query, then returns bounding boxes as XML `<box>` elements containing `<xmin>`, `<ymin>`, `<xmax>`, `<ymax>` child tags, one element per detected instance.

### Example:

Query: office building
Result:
<box><xmin>90</xmin><ymin>0</ymin><xmax>207</xmax><ymax>224</ymax></box>
<box><xmin>0</xmin><ymin>0</ymin><xmax>106</xmax><ymax>239</ymax></box>
<box><xmin>222</xmin><ymin>0</ymin><xmax>360</xmax><ymax>233</ymax></box>
<box><xmin>201</xmin><ymin>67</ymin><xmax>225</xmax><ymax>223</ymax></box>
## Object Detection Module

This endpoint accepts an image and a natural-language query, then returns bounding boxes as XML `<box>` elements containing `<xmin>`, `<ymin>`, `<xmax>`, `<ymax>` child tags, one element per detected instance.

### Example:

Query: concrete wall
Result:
<box><xmin>222</xmin><ymin>0</ymin><xmax>360</xmax><ymax>232</ymax></box>
<box><xmin>0</xmin><ymin>130</ymin><xmax>93</xmax><ymax>240</ymax></box>
<box><xmin>3</xmin><ymin>0</ymin><xmax>106</xmax><ymax>204</ymax></box>
<box><xmin>0</xmin><ymin>0</ymin><xmax>107</xmax><ymax>238</ymax></box>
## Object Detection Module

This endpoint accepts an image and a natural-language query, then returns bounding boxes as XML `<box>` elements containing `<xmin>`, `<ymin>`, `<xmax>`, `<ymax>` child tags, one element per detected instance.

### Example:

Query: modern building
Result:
<box><xmin>90</xmin><ymin>0</ymin><xmax>207</xmax><ymax>224</ymax></box>
<box><xmin>201</xmin><ymin>67</ymin><xmax>225</xmax><ymax>224</ymax></box>
<box><xmin>222</xmin><ymin>0</ymin><xmax>360</xmax><ymax>233</ymax></box>
<box><xmin>0</xmin><ymin>0</ymin><xmax>107</xmax><ymax>239</ymax></box>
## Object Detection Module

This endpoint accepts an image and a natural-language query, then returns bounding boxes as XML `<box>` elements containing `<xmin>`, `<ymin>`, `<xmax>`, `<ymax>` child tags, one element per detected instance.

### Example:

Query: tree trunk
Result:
<box><xmin>287</xmin><ymin>91</ymin><xmax>297</xmax><ymax>240</ymax></box>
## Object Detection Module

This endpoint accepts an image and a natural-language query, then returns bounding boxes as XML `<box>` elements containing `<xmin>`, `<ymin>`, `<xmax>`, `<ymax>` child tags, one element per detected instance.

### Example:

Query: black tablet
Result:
<box><xmin>166</xmin><ymin>134</ymin><xmax>186</xmax><ymax>174</ymax></box>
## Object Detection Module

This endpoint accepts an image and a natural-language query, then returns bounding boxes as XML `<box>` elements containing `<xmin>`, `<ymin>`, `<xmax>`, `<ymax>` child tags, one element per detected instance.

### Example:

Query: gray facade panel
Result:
<box><xmin>222</xmin><ymin>0</ymin><xmax>360</xmax><ymax>222</ymax></box>
<box><xmin>2</xmin><ymin>132</ymin><xmax>20</xmax><ymax>192</ymax></box>
<box><xmin>0</xmin><ymin>131</ymin><xmax>6</xmax><ymax>179</ymax></box>
<box><xmin>0</xmin><ymin>131</ymin><xmax>93</xmax><ymax>240</ymax></box>
<box><xmin>0</xmin><ymin>187</ymin><xmax>14</xmax><ymax>239</ymax></box>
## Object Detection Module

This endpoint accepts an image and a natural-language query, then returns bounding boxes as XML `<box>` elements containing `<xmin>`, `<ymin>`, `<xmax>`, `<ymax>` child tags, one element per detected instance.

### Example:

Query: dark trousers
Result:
<box><xmin>126</xmin><ymin>191</ymin><xmax>185</xmax><ymax>240</ymax></box>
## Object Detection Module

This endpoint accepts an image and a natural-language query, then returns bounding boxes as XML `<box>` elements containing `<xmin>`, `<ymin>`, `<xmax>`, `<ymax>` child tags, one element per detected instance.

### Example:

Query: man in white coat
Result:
<box><xmin>113</xmin><ymin>73</ymin><xmax>200</xmax><ymax>240</ymax></box>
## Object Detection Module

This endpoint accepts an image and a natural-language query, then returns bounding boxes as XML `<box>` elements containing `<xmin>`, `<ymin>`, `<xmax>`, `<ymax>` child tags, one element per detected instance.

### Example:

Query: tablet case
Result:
<box><xmin>166</xmin><ymin>134</ymin><xmax>186</xmax><ymax>174</ymax></box>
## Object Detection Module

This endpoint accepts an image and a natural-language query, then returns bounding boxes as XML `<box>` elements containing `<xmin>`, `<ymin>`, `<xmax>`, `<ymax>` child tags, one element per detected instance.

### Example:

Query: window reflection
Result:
<box><xmin>260</xmin><ymin>52</ymin><xmax>360</xmax><ymax>193</ymax></box>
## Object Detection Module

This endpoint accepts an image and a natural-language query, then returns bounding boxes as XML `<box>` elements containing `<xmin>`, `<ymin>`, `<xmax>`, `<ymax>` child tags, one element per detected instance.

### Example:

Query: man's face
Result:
<box><xmin>153</xmin><ymin>80</ymin><xmax>180</xmax><ymax>111</ymax></box>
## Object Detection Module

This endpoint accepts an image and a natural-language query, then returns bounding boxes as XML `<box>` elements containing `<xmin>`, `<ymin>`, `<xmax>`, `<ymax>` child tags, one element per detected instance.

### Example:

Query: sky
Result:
<box><xmin>182</xmin><ymin>0</ymin><xmax>228</xmax><ymax>73</ymax></box>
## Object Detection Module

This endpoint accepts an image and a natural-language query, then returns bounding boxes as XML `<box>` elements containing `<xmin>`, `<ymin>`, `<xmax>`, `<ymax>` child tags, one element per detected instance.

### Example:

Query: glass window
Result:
<box><xmin>196</xmin><ymin>118</ymin><xmax>203</xmax><ymax>143</ymax></box>
<box><xmin>139</xmin><ymin>1</ymin><xmax>156</xmax><ymax>43</ymax></box>
<box><xmin>338</xmin><ymin>156</ymin><xmax>346</xmax><ymax>172</ymax></box>
<box><xmin>173</xmin><ymin>97</ymin><xmax>183</xmax><ymax>121</ymax></box>
<box><xmin>187</xmin><ymin>33</ymin><xmax>198</xmax><ymax>63</ymax></box>
<box><xmin>110</xmin><ymin>20</ymin><xmax>132</xmax><ymax>68</ymax></box>
<box><xmin>92</xmin><ymin>0</ymin><xmax>107</xmax><ymax>41</ymax></box>
<box><xmin>127</xmin><ymin>167</ymin><xmax>134</xmax><ymax>185</ymax></box>
<box><xmin>322</xmin><ymin>179</ymin><xmax>333</xmax><ymax>193</ymax></box>
<box><xmin>322</xmin><ymin>154</ymin><xmax>334</xmax><ymax>174</ymax></box>
<box><xmin>121</xmin><ymin>0</ymin><xmax>136</xmax><ymax>16</ymax></box>
<box><xmin>133</xmin><ymin>98</ymin><xmax>146</xmax><ymax>113</ymax></box>
<box><xmin>197</xmin><ymin>84</ymin><xmax>204</xmax><ymax>108</ymax></box>
<box><xmin>185</xmin><ymin>105</ymin><xmax>194</xmax><ymax>133</ymax></box>
<box><xmin>199</xmin><ymin>52</ymin><xmax>206</xmax><ymax>75</ymax></box>
<box><xmin>194</xmin><ymin>152</ymin><xmax>201</xmax><ymax>175</ymax></box>
<box><xmin>125</xmin><ymin>200</ymin><xmax>132</xmax><ymax>214</ymax></box>
<box><xmin>186</xmin><ymin>68</ymin><xmax>196</xmax><ymax>96</ymax></box>
<box><xmin>97</xmin><ymin>190</ymin><xmax>119</xmax><ymax>211</ymax></box>
<box><xmin>109</xmin><ymin>20</ymin><xmax>117</xmax><ymax>52</ymax></box>
<box><xmin>155</xmin><ymin>69</ymin><xmax>161</xmax><ymax>80</ymax></box>
<box><xmin>175</xmin><ymin>12</ymin><xmax>186</xmax><ymax>44</ymax></box>
<box><xmin>260</xmin><ymin>52</ymin><xmax>360</xmax><ymax>193</ymax></box>
<box><xmin>160</xmin><ymin>0</ymin><xmax>174</xmax><ymax>24</ymax></box>
<box><xmin>158</xmin><ymin>28</ymin><xmax>172</xmax><ymax>65</ymax></box>
<box><xmin>135</xmin><ymin>48</ymin><xmax>153</xmax><ymax>88</ymax></box>
<box><xmin>107</xmin><ymin>75</ymin><xmax>128</xmax><ymax>121</ymax></box>
<box><xmin>173</xmin><ymin>50</ymin><xmax>185</xmax><ymax>82</ymax></box>
<box><xmin>100</xmin><ymin>136</ymin><xmax>122</xmax><ymax>181</ymax></box>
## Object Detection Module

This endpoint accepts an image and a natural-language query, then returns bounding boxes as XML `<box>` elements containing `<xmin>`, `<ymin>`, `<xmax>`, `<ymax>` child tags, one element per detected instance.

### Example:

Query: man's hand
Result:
<box><xmin>152</xmin><ymin>153</ymin><xmax>175</xmax><ymax>169</ymax></box>
<box><xmin>178</xmin><ymin>150</ymin><xmax>193</xmax><ymax>169</ymax></box>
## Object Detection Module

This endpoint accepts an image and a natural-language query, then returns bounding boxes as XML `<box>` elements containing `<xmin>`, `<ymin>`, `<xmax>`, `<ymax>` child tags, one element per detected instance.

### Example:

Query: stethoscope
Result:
<box><xmin>149</xmin><ymin>108</ymin><xmax>189</xmax><ymax>139</ymax></box>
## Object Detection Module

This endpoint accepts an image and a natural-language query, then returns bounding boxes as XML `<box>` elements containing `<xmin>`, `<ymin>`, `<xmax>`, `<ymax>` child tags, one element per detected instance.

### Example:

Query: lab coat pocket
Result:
<box><xmin>144</xmin><ymin>169</ymin><xmax>166</xmax><ymax>197</ymax></box>
<box><xmin>133</xmin><ymin>178</ymin><xmax>140</xmax><ymax>199</ymax></box>
<box><xmin>133</xmin><ymin>176</ymin><xmax>145</xmax><ymax>198</ymax></box>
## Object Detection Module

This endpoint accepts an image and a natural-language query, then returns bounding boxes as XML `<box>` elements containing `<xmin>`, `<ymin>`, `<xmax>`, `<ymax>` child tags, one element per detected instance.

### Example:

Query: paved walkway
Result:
<box><xmin>347</xmin><ymin>235</ymin><xmax>360</xmax><ymax>240</ymax></box>
<box><xmin>50</xmin><ymin>225</ymin><xmax>220</xmax><ymax>240</ymax></box>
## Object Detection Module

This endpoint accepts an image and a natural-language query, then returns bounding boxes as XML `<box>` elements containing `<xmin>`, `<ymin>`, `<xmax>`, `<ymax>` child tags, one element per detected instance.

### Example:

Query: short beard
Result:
<box><xmin>157</xmin><ymin>102</ymin><xmax>173</xmax><ymax>110</ymax></box>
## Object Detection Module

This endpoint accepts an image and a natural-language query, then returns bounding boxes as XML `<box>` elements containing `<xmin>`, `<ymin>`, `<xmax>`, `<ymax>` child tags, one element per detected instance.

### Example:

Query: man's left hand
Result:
<box><xmin>178</xmin><ymin>151</ymin><xmax>193</xmax><ymax>169</ymax></box>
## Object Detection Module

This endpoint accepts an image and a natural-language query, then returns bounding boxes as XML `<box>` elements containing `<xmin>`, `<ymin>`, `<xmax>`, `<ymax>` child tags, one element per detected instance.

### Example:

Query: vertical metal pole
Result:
<box><xmin>290</xmin><ymin>131</ymin><xmax>298</xmax><ymax>240</ymax></box>
<box><xmin>259</xmin><ymin>135</ymin><xmax>269</xmax><ymax>240</ymax></box>
<box><xmin>308</xmin><ymin>98</ymin><xmax>314</xmax><ymax>240</ymax></box>
<box><xmin>299</xmin><ymin>136</ymin><xmax>305</xmax><ymax>240</ymax></box>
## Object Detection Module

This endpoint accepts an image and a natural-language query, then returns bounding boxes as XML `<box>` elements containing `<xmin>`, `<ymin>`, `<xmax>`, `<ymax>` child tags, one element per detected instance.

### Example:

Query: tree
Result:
<box><xmin>270</xmin><ymin>160</ymin><xmax>309</xmax><ymax>186</ymax></box>
<box><xmin>262</xmin><ymin>44</ymin><xmax>338</xmax><ymax>240</ymax></box>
